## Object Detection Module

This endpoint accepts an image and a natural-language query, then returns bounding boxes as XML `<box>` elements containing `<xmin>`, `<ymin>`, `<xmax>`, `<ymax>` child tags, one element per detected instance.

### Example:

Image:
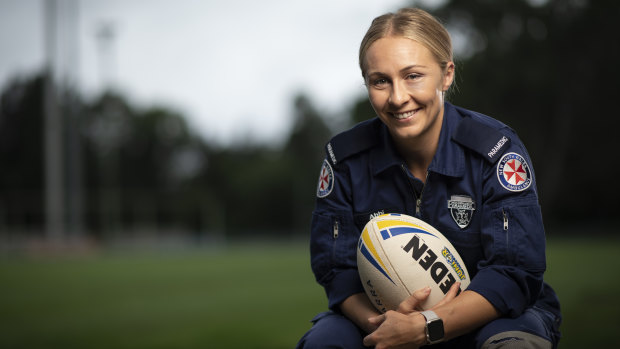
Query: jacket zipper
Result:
<box><xmin>416</xmin><ymin>172</ymin><xmax>429</xmax><ymax>216</ymax></box>
<box><xmin>502</xmin><ymin>208</ymin><xmax>511</xmax><ymax>263</ymax></box>
<box><xmin>401</xmin><ymin>164</ymin><xmax>429</xmax><ymax>216</ymax></box>
<box><xmin>333</xmin><ymin>218</ymin><xmax>339</xmax><ymax>239</ymax></box>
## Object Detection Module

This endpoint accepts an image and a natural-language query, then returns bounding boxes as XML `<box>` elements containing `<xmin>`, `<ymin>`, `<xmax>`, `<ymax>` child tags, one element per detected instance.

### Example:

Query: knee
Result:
<box><xmin>296</xmin><ymin>312</ymin><xmax>366</xmax><ymax>349</ymax></box>
<box><xmin>298</xmin><ymin>333</ymin><xmax>361</xmax><ymax>349</ymax></box>
<box><xmin>480</xmin><ymin>331</ymin><xmax>552</xmax><ymax>349</ymax></box>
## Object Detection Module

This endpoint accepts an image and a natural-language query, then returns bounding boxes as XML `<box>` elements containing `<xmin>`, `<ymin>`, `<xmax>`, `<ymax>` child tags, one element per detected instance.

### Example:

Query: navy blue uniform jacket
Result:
<box><xmin>311</xmin><ymin>102</ymin><xmax>561</xmax><ymax>319</ymax></box>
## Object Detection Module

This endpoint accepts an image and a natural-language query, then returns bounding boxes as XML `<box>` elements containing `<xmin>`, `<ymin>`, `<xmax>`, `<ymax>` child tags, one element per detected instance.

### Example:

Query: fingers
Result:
<box><xmin>397</xmin><ymin>286</ymin><xmax>431</xmax><ymax>313</ymax></box>
<box><xmin>432</xmin><ymin>281</ymin><xmax>461</xmax><ymax>309</ymax></box>
<box><xmin>364</xmin><ymin>313</ymin><xmax>387</xmax><ymax>347</ymax></box>
<box><xmin>363</xmin><ymin>332</ymin><xmax>375</xmax><ymax>347</ymax></box>
<box><xmin>364</xmin><ymin>311</ymin><xmax>424</xmax><ymax>349</ymax></box>
<box><xmin>368</xmin><ymin>313</ymin><xmax>386</xmax><ymax>326</ymax></box>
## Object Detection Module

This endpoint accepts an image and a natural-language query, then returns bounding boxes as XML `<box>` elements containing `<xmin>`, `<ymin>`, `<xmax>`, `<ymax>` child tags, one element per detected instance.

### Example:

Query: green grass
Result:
<box><xmin>0</xmin><ymin>241</ymin><xmax>324</xmax><ymax>349</ymax></box>
<box><xmin>0</xmin><ymin>237</ymin><xmax>618</xmax><ymax>348</ymax></box>
<box><xmin>544</xmin><ymin>237</ymin><xmax>620</xmax><ymax>348</ymax></box>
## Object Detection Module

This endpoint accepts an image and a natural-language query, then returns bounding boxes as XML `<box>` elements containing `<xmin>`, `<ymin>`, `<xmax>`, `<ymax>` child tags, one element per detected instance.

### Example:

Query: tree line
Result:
<box><xmin>0</xmin><ymin>75</ymin><xmax>334</xmax><ymax>241</ymax></box>
<box><xmin>1</xmin><ymin>0</ymin><xmax>618</xmax><ymax>243</ymax></box>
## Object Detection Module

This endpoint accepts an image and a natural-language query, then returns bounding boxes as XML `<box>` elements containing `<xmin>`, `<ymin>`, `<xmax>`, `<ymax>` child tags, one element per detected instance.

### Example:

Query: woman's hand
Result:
<box><xmin>397</xmin><ymin>282</ymin><xmax>461</xmax><ymax>314</ymax></box>
<box><xmin>430</xmin><ymin>282</ymin><xmax>461</xmax><ymax>310</ymax></box>
<box><xmin>362</xmin><ymin>283</ymin><xmax>462</xmax><ymax>348</ymax></box>
<box><xmin>363</xmin><ymin>310</ymin><xmax>426</xmax><ymax>349</ymax></box>
<box><xmin>395</xmin><ymin>286</ymin><xmax>431</xmax><ymax>314</ymax></box>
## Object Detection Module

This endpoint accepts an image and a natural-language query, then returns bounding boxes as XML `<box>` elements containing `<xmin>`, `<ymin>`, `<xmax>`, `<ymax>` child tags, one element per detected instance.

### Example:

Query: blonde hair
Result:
<box><xmin>359</xmin><ymin>8</ymin><xmax>453</xmax><ymax>79</ymax></box>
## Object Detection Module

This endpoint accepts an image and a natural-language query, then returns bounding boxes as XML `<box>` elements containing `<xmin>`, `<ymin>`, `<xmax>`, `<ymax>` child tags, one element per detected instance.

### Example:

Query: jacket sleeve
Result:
<box><xmin>310</xmin><ymin>159</ymin><xmax>365</xmax><ymax>311</ymax></box>
<box><xmin>467</xmin><ymin>135</ymin><xmax>547</xmax><ymax>318</ymax></box>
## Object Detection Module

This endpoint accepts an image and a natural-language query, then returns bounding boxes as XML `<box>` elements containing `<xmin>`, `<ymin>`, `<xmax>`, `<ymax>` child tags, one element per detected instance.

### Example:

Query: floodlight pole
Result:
<box><xmin>44</xmin><ymin>0</ymin><xmax>64</xmax><ymax>243</ymax></box>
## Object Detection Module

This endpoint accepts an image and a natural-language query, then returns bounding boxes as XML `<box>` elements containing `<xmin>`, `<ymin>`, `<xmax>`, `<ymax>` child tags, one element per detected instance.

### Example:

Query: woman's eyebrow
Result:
<box><xmin>367</xmin><ymin>64</ymin><xmax>428</xmax><ymax>77</ymax></box>
<box><xmin>400</xmin><ymin>64</ymin><xmax>427</xmax><ymax>72</ymax></box>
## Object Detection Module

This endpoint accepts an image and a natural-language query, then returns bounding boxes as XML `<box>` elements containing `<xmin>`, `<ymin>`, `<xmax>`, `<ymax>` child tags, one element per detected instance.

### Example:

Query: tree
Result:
<box><xmin>283</xmin><ymin>94</ymin><xmax>333</xmax><ymax>231</ymax></box>
<box><xmin>0</xmin><ymin>75</ymin><xmax>46</xmax><ymax>232</ymax></box>
<box><xmin>82</xmin><ymin>92</ymin><xmax>211</xmax><ymax>236</ymax></box>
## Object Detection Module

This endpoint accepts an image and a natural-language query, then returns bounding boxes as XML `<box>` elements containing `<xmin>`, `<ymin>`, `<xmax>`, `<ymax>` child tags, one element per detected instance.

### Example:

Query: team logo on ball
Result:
<box><xmin>497</xmin><ymin>152</ymin><xmax>532</xmax><ymax>192</ymax></box>
<box><xmin>316</xmin><ymin>159</ymin><xmax>334</xmax><ymax>198</ymax></box>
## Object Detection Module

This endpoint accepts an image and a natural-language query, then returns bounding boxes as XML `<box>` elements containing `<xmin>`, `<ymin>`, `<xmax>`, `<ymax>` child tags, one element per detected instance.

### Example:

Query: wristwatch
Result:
<box><xmin>420</xmin><ymin>310</ymin><xmax>444</xmax><ymax>345</ymax></box>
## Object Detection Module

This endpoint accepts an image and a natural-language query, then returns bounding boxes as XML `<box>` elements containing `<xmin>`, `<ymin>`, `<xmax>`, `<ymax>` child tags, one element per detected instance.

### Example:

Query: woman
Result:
<box><xmin>297</xmin><ymin>7</ymin><xmax>561</xmax><ymax>349</ymax></box>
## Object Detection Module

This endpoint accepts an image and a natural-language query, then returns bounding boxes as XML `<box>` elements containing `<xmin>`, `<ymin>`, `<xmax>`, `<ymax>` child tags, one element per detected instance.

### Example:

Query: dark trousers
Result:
<box><xmin>296</xmin><ymin>306</ymin><xmax>560</xmax><ymax>349</ymax></box>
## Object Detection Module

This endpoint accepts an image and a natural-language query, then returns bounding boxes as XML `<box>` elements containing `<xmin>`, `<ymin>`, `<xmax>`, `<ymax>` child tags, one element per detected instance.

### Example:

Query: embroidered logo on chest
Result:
<box><xmin>447</xmin><ymin>195</ymin><xmax>476</xmax><ymax>229</ymax></box>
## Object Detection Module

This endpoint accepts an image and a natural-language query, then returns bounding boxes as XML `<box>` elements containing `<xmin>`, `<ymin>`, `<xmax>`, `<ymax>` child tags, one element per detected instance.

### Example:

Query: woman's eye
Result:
<box><xmin>407</xmin><ymin>73</ymin><xmax>421</xmax><ymax>80</ymax></box>
<box><xmin>372</xmin><ymin>78</ymin><xmax>388</xmax><ymax>86</ymax></box>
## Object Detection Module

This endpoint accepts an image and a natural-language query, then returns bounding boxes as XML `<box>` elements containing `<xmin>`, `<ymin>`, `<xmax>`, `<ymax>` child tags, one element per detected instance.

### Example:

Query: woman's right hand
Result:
<box><xmin>396</xmin><ymin>282</ymin><xmax>461</xmax><ymax>315</ymax></box>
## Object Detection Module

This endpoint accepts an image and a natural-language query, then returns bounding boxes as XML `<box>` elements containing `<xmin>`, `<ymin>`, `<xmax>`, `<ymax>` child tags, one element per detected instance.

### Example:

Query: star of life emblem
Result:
<box><xmin>316</xmin><ymin>159</ymin><xmax>334</xmax><ymax>198</ymax></box>
<box><xmin>497</xmin><ymin>152</ymin><xmax>532</xmax><ymax>192</ymax></box>
<box><xmin>447</xmin><ymin>195</ymin><xmax>476</xmax><ymax>229</ymax></box>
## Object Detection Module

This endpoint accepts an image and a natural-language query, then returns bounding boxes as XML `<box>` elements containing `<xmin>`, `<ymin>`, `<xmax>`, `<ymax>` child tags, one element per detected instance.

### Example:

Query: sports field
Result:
<box><xmin>0</xmin><ymin>236</ymin><xmax>618</xmax><ymax>348</ymax></box>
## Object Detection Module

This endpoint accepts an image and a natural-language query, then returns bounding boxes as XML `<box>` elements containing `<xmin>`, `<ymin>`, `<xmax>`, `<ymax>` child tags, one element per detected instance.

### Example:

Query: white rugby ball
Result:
<box><xmin>357</xmin><ymin>213</ymin><xmax>470</xmax><ymax>312</ymax></box>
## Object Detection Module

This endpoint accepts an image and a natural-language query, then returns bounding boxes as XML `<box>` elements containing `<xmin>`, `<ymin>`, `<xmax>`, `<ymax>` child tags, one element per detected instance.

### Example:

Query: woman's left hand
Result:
<box><xmin>363</xmin><ymin>282</ymin><xmax>462</xmax><ymax>348</ymax></box>
<box><xmin>362</xmin><ymin>287</ymin><xmax>431</xmax><ymax>348</ymax></box>
<box><xmin>362</xmin><ymin>310</ymin><xmax>426</xmax><ymax>349</ymax></box>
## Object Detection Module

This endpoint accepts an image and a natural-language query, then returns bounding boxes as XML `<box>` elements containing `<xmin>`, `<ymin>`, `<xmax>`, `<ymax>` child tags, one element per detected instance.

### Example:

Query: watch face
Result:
<box><xmin>427</xmin><ymin>319</ymin><xmax>444</xmax><ymax>341</ymax></box>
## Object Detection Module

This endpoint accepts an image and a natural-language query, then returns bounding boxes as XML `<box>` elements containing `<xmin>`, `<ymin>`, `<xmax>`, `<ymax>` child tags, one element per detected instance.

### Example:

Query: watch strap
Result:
<box><xmin>420</xmin><ymin>310</ymin><xmax>440</xmax><ymax>322</ymax></box>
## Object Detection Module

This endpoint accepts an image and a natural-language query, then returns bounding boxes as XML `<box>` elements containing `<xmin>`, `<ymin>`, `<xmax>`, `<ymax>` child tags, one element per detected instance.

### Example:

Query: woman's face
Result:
<box><xmin>364</xmin><ymin>36</ymin><xmax>454</xmax><ymax>145</ymax></box>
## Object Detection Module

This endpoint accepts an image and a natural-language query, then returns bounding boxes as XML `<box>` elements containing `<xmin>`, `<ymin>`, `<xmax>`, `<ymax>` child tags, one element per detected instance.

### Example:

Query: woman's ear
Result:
<box><xmin>442</xmin><ymin>61</ymin><xmax>455</xmax><ymax>91</ymax></box>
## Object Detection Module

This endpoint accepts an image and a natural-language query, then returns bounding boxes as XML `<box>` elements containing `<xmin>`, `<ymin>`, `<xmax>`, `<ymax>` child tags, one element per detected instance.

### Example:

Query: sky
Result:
<box><xmin>0</xmin><ymin>0</ymin><xmax>448</xmax><ymax>146</ymax></box>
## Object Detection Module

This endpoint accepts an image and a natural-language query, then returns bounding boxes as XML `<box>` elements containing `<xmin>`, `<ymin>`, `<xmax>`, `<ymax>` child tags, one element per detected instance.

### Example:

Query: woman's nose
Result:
<box><xmin>388</xmin><ymin>81</ymin><xmax>409</xmax><ymax>107</ymax></box>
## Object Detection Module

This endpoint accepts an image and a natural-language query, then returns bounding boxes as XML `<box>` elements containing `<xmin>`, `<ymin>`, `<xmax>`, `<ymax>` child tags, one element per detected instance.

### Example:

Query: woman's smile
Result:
<box><xmin>390</xmin><ymin>108</ymin><xmax>421</xmax><ymax>120</ymax></box>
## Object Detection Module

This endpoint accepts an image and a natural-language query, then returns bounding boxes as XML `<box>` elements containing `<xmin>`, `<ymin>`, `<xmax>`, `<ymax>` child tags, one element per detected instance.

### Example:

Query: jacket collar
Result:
<box><xmin>370</xmin><ymin>102</ymin><xmax>465</xmax><ymax>178</ymax></box>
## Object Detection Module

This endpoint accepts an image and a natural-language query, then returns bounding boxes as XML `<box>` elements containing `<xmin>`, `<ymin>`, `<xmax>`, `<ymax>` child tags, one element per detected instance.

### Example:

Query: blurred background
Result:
<box><xmin>0</xmin><ymin>0</ymin><xmax>619</xmax><ymax>348</ymax></box>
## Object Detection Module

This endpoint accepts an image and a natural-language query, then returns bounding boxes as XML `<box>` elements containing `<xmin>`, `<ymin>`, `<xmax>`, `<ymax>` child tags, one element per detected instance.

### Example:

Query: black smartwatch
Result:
<box><xmin>420</xmin><ymin>310</ymin><xmax>444</xmax><ymax>345</ymax></box>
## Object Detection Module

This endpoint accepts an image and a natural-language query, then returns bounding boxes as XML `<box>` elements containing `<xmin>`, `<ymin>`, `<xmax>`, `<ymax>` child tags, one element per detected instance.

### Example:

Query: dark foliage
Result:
<box><xmin>0</xmin><ymin>0</ymin><xmax>617</xmax><ymax>239</ymax></box>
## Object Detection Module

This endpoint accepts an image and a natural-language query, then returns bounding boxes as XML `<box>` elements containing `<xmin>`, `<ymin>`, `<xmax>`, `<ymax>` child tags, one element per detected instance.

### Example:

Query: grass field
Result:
<box><xmin>0</xmin><ymin>237</ymin><xmax>619</xmax><ymax>348</ymax></box>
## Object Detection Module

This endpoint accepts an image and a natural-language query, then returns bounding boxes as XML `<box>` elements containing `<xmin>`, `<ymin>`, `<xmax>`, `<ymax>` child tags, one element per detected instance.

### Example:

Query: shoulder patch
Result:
<box><xmin>316</xmin><ymin>159</ymin><xmax>335</xmax><ymax>198</ymax></box>
<box><xmin>452</xmin><ymin>117</ymin><xmax>511</xmax><ymax>163</ymax></box>
<box><xmin>496</xmin><ymin>152</ymin><xmax>532</xmax><ymax>192</ymax></box>
<box><xmin>325</xmin><ymin>118</ymin><xmax>381</xmax><ymax>166</ymax></box>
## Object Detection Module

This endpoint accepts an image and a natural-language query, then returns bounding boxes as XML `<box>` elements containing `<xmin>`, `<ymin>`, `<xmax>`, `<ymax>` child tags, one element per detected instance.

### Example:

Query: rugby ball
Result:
<box><xmin>357</xmin><ymin>213</ymin><xmax>470</xmax><ymax>312</ymax></box>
